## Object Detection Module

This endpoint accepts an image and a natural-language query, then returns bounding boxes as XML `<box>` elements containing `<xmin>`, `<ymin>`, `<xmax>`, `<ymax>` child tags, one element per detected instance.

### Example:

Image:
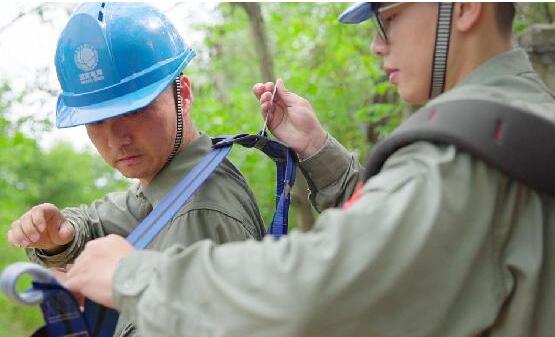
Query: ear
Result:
<box><xmin>179</xmin><ymin>74</ymin><xmax>193</xmax><ymax>114</ymax></box>
<box><xmin>453</xmin><ymin>2</ymin><xmax>483</xmax><ymax>33</ymax></box>
<box><xmin>180</xmin><ymin>74</ymin><xmax>193</xmax><ymax>102</ymax></box>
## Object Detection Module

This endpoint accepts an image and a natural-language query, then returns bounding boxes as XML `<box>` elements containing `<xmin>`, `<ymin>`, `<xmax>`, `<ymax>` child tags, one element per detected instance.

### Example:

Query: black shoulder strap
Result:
<box><xmin>364</xmin><ymin>99</ymin><xmax>555</xmax><ymax>196</ymax></box>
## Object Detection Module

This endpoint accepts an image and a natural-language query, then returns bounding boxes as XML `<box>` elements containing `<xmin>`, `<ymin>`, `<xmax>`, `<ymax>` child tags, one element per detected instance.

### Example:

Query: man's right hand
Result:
<box><xmin>252</xmin><ymin>79</ymin><xmax>327</xmax><ymax>160</ymax></box>
<box><xmin>7</xmin><ymin>203</ymin><xmax>75</xmax><ymax>251</ymax></box>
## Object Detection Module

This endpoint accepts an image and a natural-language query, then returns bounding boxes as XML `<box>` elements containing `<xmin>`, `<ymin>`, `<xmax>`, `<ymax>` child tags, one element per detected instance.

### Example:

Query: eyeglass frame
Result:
<box><xmin>372</xmin><ymin>2</ymin><xmax>412</xmax><ymax>43</ymax></box>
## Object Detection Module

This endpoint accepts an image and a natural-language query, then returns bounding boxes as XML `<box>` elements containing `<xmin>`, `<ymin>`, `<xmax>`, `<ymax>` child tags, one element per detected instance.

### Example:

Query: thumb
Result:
<box><xmin>275</xmin><ymin>78</ymin><xmax>294</xmax><ymax>104</ymax></box>
<box><xmin>56</xmin><ymin>221</ymin><xmax>75</xmax><ymax>245</ymax></box>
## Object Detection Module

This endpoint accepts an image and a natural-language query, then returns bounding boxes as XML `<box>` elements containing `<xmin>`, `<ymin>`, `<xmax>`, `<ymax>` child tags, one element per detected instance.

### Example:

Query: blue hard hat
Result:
<box><xmin>55</xmin><ymin>3</ymin><xmax>196</xmax><ymax>128</ymax></box>
<box><xmin>338</xmin><ymin>2</ymin><xmax>375</xmax><ymax>24</ymax></box>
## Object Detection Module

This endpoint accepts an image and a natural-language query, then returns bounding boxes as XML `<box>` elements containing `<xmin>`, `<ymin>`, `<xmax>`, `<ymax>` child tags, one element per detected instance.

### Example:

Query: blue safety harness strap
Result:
<box><xmin>21</xmin><ymin>134</ymin><xmax>296</xmax><ymax>337</ymax></box>
<box><xmin>25</xmin><ymin>280</ymin><xmax>119</xmax><ymax>337</ymax></box>
<box><xmin>212</xmin><ymin>134</ymin><xmax>297</xmax><ymax>237</ymax></box>
<box><xmin>30</xmin><ymin>281</ymin><xmax>89</xmax><ymax>337</ymax></box>
<box><xmin>127</xmin><ymin>143</ymin><xmax>233</xmax><ymax>248</ymax></box>
<box><xmin>83</xmin><ymin>299</ymin><xmax>119</xmax><ymax>337</ymax></box>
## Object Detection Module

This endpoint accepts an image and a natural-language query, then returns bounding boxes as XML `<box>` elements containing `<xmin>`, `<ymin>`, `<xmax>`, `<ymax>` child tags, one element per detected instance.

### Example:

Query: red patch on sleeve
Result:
<box><xmin>342</xmin><ymin>182</ymin><xmax>364</xmax><ymax>209</ymax></box>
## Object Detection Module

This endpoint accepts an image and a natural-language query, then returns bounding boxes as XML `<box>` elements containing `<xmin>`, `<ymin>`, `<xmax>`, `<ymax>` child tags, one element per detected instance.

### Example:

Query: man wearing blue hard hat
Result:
<box><xmin>49</xmin><ymin>3</ymin><xmax>555</xmax><ymax>337</ymax></box>
<box><xmin>6</xmin><ymin>3</ymin><xmax>266</xmax><ymax>337</ymax></box>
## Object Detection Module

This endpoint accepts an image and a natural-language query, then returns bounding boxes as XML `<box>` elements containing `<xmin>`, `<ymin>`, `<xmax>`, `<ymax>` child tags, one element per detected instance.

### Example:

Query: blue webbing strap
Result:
<box><xmin>212</xmin><ymin>134</ymin><xmax>297</xmax><ymax>237</ymax></box>
<box><xmin>30</xmin><ymin>282</ymin><xmax>89</xmax><ymax>337</ymax></box>
<box><xmin>127</xmin><ymin>144</ymin><xmax>233</xmax><ymax>248</ymax></box>
<box><xmin>83</xmin><ymin>299</ymin><xmax>119</xmax><ymax>337</ymax></box>
<box><xmin>26</xmin><ymin>280</ymin><xmax>118</xmax><ymax>337</ymax></box>
<box><xmin>267</xmin><ymin>147</ymin><xmax>296</xmax><ymax>238</ymax></box>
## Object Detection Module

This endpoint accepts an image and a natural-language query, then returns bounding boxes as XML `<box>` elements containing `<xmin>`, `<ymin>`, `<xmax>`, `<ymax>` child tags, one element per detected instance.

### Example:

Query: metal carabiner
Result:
<box><xmin>0</xmin><ymin>262</ymin><xmax>56</xmax><ymax>305</ymax></box>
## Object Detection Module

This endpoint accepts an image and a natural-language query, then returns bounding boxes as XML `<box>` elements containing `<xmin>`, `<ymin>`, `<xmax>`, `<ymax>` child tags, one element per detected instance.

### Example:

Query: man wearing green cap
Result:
<box><xmin>55</xmin><ymin>3</ymin><xmax>555</xmax><ymax>337</ymax></box>
<box><xmin>6</xmin><ymin>3</ymin><xmax>265</xmax><ymax>336</ymax></box>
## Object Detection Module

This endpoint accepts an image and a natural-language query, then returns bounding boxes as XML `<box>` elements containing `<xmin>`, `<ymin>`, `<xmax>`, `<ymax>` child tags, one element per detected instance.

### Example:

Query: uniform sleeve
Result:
<box><xmin>298</xmin><ymin>134</ymin><xmax>361</xmax><ymax>212</ymax></box>
<box><xmin>112</xmin><ymin>142</ymin><xmax>510</xmax><ymax>337</ymax></box>
<box><xmin>27</xmin><ymin>191</ymin><xmax>139</xmax><ymax>268</ymax></box>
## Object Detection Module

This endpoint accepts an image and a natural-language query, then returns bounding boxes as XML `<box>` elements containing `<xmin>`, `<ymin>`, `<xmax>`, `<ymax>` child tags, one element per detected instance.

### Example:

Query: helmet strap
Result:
<box><xmin>168</xmin><ymin>75</ymin><xmax>184</xmax><ymax>163</ymax></box>
<box><xmin>429</xmin><ymin>2</ymin><xmax>454</xmax><ymax>99</ymax></box>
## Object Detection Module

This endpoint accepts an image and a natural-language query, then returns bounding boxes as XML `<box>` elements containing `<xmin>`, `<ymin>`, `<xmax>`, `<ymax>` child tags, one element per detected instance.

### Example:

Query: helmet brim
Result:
<box><xmin>56</xmin><ymin>51</ymin><xmax>195</xmax><ymax>128</ymax></box>
<box><xmin>338</xmin><ymin>2</ymin><xmax>374</xmax><ymax>24</ymax></box>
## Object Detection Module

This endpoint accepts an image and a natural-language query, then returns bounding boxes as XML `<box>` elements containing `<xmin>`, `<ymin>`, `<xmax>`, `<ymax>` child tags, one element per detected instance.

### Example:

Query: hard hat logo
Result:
<box><xmin>74</xmin><ymin>44</ymin><xmax>98</xmax><ymax>72</ymax></box>
<box><xmin>74</xmin><ymin>44</ymin><xmax>104</xmax><ymax>85</ymax></box>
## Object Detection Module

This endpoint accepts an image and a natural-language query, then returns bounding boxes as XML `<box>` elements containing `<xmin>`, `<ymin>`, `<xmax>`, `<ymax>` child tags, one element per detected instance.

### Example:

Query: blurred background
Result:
<box><xmin>0</xmin><ymin>3</ymin><xmax>553</xmax><ymax>335</ymax></box>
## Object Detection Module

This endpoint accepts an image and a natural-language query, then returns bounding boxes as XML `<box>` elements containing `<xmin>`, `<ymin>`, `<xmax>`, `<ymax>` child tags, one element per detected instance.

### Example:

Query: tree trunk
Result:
<box><xmin>237</xmin><ymin>3</ymin><xmax>275</xmax><ymax>82</ymax></box>
<box><xmin>238</xmin><ymin>2</ymin><xmax>315</xmax><ymax>230</ymax></box>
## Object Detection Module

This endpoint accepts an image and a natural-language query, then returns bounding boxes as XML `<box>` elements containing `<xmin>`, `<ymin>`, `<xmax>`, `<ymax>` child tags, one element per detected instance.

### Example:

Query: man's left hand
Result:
<box><xmin>60</xmin><ymin>234</ymin><xmax>134</xmax><ymax>309</ymax></box>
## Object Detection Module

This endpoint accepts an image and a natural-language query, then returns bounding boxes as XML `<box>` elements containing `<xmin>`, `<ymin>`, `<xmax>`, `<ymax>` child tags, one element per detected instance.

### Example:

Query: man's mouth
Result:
<box><xmin>116</xmin><ymin>155</ymin><xmax>142</xmax><ymax>166</ymax></box>
<box><xmin>384</xmin><ymin>67</ymin><xmax>400</xmax><ymax>84</ymax></box>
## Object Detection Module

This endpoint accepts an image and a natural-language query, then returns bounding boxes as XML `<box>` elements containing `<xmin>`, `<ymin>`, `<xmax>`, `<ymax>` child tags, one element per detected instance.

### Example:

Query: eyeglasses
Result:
<box><xmin>373</xmin><ymin>2</ymin><xmax>411</xmax><ymax>43</ymax></box>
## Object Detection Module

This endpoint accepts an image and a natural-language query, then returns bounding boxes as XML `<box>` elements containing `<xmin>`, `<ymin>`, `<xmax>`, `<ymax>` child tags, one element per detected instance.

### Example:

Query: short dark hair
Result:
<box><xmin>495</xmin><ymin>3</ymin><xmax>516</xmax><ymax>37</ymax></box>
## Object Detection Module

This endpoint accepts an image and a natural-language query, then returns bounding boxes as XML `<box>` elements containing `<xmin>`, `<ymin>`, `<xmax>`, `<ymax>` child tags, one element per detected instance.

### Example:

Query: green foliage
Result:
<box><xmin>514</xmin><ymin>3</ymin><xmax>554</xmax><ymax>33</ymax></box>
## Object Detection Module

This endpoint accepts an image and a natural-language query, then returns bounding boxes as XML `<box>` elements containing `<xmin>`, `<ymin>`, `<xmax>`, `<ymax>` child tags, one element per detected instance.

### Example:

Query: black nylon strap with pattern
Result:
<box><xmin>364</xmin><ymin>99</ymin><xmax>555</xmax><ymax>196</ymax></box>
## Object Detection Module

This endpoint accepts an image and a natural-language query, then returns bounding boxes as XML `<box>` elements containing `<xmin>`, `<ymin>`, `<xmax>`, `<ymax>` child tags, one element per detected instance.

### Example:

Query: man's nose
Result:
<box><xmin>105</xmin><ymin>118</ymin><xmax>132</xmax><ymax>148</ymax></box>
<box><xmin>371</xmin><ymin>33</ymin><xmax>388</xmax><ymax>57</ymax></box>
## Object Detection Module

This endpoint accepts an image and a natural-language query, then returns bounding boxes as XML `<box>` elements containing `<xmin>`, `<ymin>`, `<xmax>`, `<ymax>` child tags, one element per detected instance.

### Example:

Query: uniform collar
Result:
<box><xmin>137</xmin><ymin>133</ymin><xmax>212</xmax><ymax>208</ymax></box>
<box><xmin>457</xmin><ymin>48</ymin><xmax>536</xmax><ymax>87</ymax></box>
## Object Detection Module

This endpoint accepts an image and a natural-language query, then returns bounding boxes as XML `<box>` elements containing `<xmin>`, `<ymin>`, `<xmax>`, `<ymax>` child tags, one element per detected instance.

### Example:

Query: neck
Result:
<box><xmin>445</xmin><ymin>33</ymin><xmax>512</xmax><ymax>91</ymax></box>
<box><xmin>180</xmin><ymin>122</ymin><xmax>200</xmax><ymax>148</ymax></box>
<box><xmin>139</xmin><ymin>124</ymin><xmax>199</xmax><ymax>188</ymax></box>
<box><xmin>139</xmin><ymin>177</ymin><xmax>153</xmax><ymax>189</ymax></box>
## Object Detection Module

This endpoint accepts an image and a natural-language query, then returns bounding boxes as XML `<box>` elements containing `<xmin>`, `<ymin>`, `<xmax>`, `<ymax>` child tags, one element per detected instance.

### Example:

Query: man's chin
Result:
<box><xmin>399</xmin><ymin>87</ymin><xmax>428</xmax><ymax>106</ymax></box>
<box><xmin>115</xmin><ymin>166</ymin><xmax>145</xmax><ymax>179</ymax></box>
<box><xmin>120</xmin><ymin>172</ymin><xmax>139</xmax><ymax>179</ymax></box>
